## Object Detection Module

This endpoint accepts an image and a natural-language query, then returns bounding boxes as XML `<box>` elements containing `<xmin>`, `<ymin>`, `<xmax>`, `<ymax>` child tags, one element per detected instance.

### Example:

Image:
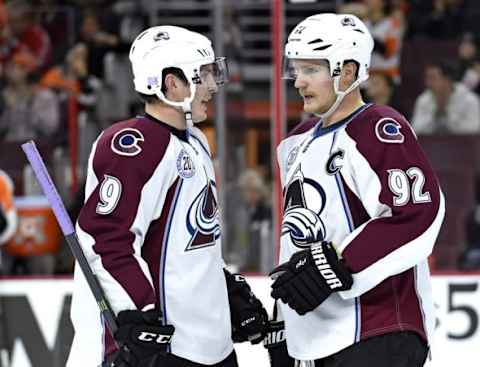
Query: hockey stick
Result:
<box><xmin>21</xmin><ymin>141</ymin><xmax>119</xmax><ymax>341</ymax></box>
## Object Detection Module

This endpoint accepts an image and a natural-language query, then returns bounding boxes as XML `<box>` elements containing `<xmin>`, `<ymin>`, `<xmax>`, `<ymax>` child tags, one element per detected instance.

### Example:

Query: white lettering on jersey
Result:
<box><xmin>388</xmin><ymin>167</ymin><xmax>431</xmax><ymax>206</ymax></box>
<box><xmin>96</xmin><ymin>175</ymin><xmax>122</xmax><ymax>215</ymax></box>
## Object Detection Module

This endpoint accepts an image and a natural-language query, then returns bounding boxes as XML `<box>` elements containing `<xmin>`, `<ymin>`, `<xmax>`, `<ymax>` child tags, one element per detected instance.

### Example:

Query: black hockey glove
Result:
<box><xmin>263</xmin><ymin>303</ymin><xmax>295</xmax><ymax>367</ymax></box>
<box><xmin>112</xmin><ymin>309</ymin><xmax>175</xmax><ymax>367</ymax></box>
<box><xmin>224</xmin><ymin>269</ymin><xmax>268</xmax><ymax>344</ymax></box>
<box><xmin>270</xmin><ymin>241</ymin><xmax>353</xmax><ymax>315</ymax></box>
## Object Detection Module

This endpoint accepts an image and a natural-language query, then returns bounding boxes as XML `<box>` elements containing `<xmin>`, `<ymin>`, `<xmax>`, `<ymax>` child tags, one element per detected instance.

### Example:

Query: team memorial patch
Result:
<box><xmin>176</xmin><ymin>149</ymin><xmax>195</xmax><ymax>178</ymax></box>
<box><xmin>286</xmin><ymin>146</ymin><xmax>300</xmax><ymax>171</ymax></box>
<box><xmin>375</xmin><ymin>118</ymin><xmax>404</xmax><ymax>144</ymax></box>
<box><xmin>111</xmin><ymin>128</ymin><xmax>145</xmax><ymax>156</ymax></box>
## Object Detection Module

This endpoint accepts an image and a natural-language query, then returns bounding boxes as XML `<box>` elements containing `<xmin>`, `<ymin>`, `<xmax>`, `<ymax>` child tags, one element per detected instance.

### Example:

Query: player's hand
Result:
<box><xmin>263</xmin><ymin>301</ymin><xmax>294</xmax><ymax>367</ymax></box>
<box><xmin>112</xmin><ymin>309</ymin><xmax>174</xmax><ymax>367</ymax></box>
<box><xmin>269</xmin><ymin>241</ymin><xmax>353</xmax><ymax>315</ymax></box>
<box><xmin>263</xmin><ymin>320</ymin><xmax>294</xmax><ymax>367</ymax></box>
<box><xmin>224</xmin><ymin>269</ymin><xmax>268</xmax><ymax>344</ymax></box>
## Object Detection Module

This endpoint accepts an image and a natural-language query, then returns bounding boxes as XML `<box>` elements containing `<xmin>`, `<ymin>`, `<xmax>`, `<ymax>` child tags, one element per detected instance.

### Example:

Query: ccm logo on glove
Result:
<box><xmin>137</xmin><ymin>331</ymin><xmax>173</xmax><ymax>344</ymax></box>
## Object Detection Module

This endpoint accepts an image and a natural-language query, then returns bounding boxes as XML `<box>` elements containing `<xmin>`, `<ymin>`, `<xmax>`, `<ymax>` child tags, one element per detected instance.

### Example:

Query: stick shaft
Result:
<box><xmin>21</xmin><ymin>141</ymin><xmax>118</xmax><ymax>335</ymax></box>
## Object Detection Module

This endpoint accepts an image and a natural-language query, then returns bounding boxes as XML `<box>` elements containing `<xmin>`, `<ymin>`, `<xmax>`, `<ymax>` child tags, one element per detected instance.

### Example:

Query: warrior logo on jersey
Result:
<box><xmin>176</xmin><ymin>149</ymin><xmax>195</xmax><ymax>178</ymax></box>
<box><xmin>111</xmin><ymin>128</ymin><xmax>145</xmax><ymax>156</ymax></box>
<box><xmin>185</xmin><ymin>179</ymin><xmax>220</xmax><ymax>251</ymax></box>
<box><xmin>326</xmin><ymin>149</ymin><xmax>345</xmax><ymax>175</ymax></box>
<box><xmin>375</xmin><ymin>118</ymin><xmax>405</xmax><ymax>144</ymax></box>
<box><xmin>282</xmin><ymin>166</ymin><xmax>327</xmax><ymax>248</ymax></box>
<box><xmin>286</xmin><ymin>146</ymin><xmax>300</xmax><ymax>171</ymax></box>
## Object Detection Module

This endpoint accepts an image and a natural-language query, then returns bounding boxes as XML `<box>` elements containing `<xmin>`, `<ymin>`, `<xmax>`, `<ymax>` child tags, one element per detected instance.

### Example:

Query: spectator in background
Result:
<box><xmin>406</xmin><ymin>0</ymin><xmax>467</xmax><ymax>40</ymax></box>
<box><xmin>37</xmin><ymin>0</ymin><xmax>74</xmax><ymax>65</ymax></box>
<box><xmin>364</xmin><ymin>0</ymin><xmax>405</xmax><ymax>81</ymax></box>
<box><xmin>0</xmin><ymin>51</ymin><xmax>60</xmax><ymax>142</ymax></box>
<box><xmin>458</xmin><ymin>33</ymin><xmax>480</xmax><ymax>96</ymax></box>
<box><xmin>365</xmin><ymin>71</ymin><xmax>402</xmax><ymax>112</ymax></box>
<box><xmin>78</xmin><ymin>10</ymin><xmax>130</xmax><ymax>80</ymax></box>
<box><xmin>411</xmin><ymin>60</ymin><xmax>480</xmax><ymax>134</ymax></box>
<box><xmin>40</xmin><ymin>43</ymin><xmax>102</xmax><ymax>130</ymax></box>
<box><xmin>0</xmin><ymin>169</ymin><xmax>17</xmax><ymax>249</ymax></box>
<box><xmin>6</xmin><ymin>0</ymin><xmax>52</xmax><ymax>72</ymax></box>
<box><xmin>237</xmin><ymin>169</ymin><xmax>272</xmax><ymax>273</ymax></box>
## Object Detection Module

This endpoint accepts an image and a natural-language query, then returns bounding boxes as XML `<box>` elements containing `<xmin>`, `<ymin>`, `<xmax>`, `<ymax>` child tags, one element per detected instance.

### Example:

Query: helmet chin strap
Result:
<box><xmin>315</xmin><ymin>76</ymin><xmax>362</xmax><ymax>121</ymax></box>
<box><xmin>155</xmin><ymin>82</ymin><xmax>197</xmax><ymax>129</ymax></box>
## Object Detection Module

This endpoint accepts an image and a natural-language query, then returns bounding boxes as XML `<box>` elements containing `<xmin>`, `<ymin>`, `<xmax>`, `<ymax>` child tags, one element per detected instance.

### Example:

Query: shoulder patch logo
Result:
<box><xmin>111</xmin><ymin>128</ymin><xmax>145</xmax><ymax>156</ymax></box>
<box><xmin>286</xmin><ymin>146</ymin><xmax>300</xmax><ymax>171</ymax></box>
<box><xmin>176</xmin><ymin>149</ymin><xmax>195</xmax><ymax>178</ymax></box>
<box><xmin>375</xmin><ymin>118</ymin><xmax>404</xmax><ymax>144</ymax></box>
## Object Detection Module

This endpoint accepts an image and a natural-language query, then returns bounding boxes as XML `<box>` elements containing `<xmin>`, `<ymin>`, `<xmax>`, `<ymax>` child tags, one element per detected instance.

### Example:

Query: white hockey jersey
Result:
<box><xmin>277</xmin><ymin>104</ymin><xmax>445</xmax><ymax>361</ymax></box>
<box><xmin>67</xmin><ymin>114</ymin><xmax>233</xmax><ymax>366</ymax></box>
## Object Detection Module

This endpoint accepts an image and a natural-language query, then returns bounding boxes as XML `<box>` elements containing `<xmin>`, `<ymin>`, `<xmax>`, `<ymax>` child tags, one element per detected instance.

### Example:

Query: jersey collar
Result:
<box><xmin>313</xmin><ymin>103</ymin><xmax>373</xmax><ymax>138</ymax></box>
<box><xmin>141</xmin><ymin>113</ymin><xmax>190</xmax><ymax>142</ymax></box>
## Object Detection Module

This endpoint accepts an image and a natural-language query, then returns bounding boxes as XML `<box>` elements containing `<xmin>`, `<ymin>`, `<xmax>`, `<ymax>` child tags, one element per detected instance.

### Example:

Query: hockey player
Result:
<box><xmin>0</xmin><ymin>169</ymin><xmax>17</xmax><ymax>247</ymax></box>
<box><xmin>264</xmin><ymin>13</ymin><xmax>445</xmax><ymax>367</ymax></box>
<box><xmin>67</xmin><ymin>26</ymin><xmax>267</xmax><ymax>367</ymax></box>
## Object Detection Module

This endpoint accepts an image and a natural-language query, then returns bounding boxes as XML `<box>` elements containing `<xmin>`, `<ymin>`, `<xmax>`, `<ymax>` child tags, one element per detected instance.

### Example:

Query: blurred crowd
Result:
<box><xmin>0</xmin><ymin>0</ymin><xmax>479</xmax><ymax>275</ymax></box>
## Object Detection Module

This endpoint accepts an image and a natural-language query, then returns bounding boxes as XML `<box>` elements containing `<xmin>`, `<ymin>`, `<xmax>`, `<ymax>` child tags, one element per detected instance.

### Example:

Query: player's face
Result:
<box><xmin>291</xmin><ymin>59</ymin><xmax>336</xmax><ymax>114</ymax></box>
<box><xmin>191</xmin><ymin>64</ymin><xmax>219</xmax><ymax>123</ymax></box>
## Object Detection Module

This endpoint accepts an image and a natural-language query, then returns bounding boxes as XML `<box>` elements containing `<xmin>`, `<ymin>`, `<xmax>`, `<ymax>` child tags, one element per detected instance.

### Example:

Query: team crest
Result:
<box><xmin>185</xmin><ymin>179</ymin><xmax>220</xmax><ymax>251</ymax></box>
<box><xmin>176</xmin><ymin>149</ymin><xmax>195</xmax><ymax>178</ymax></box>
<box><xmin>111</xmin><ymin>128</ymin><xmax>144</xmax><ymax>156</ymax></box>
<box><xmin>375</xmin><ymin>118</ymin><xmax>405</xmax><ymax>144</ymax></box>
<box><xmin>282</xmin><ymin>166</ymin><xmax>327</xmax><ymax>248</ymax></box>
<box><xmin>286</xmin><ymin>146</ymin><xmax>300</xmax><ymax>171</ymax></box>
<box><xmin>341</xmin><ymin>16</ymin><xmax>356</xmax><ymax>27</ymax></box>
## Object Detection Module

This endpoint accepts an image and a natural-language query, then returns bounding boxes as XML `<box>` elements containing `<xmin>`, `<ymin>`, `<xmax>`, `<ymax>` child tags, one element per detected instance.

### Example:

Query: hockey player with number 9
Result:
<box><xmin>263</xmin><ymin>13</ymin><xmax>445</xmax><ymax>367</ymax></box>
<box><xmin>66</xmin><ymin>26</ymin><xmax>267</xmax><ymax>367</ymax></box>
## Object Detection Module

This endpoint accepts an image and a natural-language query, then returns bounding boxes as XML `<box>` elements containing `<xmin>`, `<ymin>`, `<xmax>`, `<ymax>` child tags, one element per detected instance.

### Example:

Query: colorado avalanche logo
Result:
<box><xmin>111</xmin><ymin>128</ymin><xmax>145</xmax><ymax>156</ymax></box>
<box><xmin>341</xmin><ymin>16</ymin><xmax>356</xmax><ymax>27</ymax></box>
<box><xmin>185</xmin><ymin>180</ymin><xmax>220</xmax><ymax>251</ymax></box>
<box><xmin>375</xmin><ymin>118</ymin><xmax>404</xmax><ymax>144</ymax></box>
<box><xmin>282</xmin><ymin>166</ymin><xmax>327</xmax><ymax>248</ymax></box>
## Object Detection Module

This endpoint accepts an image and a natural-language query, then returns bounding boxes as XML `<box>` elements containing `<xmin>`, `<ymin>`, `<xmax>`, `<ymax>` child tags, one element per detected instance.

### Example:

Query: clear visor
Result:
<box><xmin>198</xmin><ymin>57</ymin><xmax>229</xmax><ymax>86</ymax></box>
<box><xmin>282</xmin><ymin>58</ymin><xmax>332</xmax><ymax>81</ymax></box>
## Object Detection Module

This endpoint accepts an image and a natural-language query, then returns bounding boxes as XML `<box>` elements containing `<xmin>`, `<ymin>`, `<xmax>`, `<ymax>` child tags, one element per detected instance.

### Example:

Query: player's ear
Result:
<box><xmin>340</xmin><ymin>61</ymin><xmax>358</xmax><ymax>88</ymax></box>
<box><xmin>163</xmin><ymin>73</ymin><xmax>179</xmax><ymax>99</ymax></box>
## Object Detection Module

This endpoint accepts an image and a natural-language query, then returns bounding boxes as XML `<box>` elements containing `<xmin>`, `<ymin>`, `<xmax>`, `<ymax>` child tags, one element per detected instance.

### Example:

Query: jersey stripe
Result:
<box><xmin>160</xmin><ymin>179</ymin><xmax>183</xmax><ymax>327</ymax></box>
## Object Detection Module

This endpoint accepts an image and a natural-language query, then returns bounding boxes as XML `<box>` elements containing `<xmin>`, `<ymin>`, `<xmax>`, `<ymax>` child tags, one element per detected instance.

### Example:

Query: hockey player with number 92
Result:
<box><xmin>263</xmin><ymin>13</ymin><xmax>445</xmax><ymax>367</ymax></box>
<box><xmin>66</xmin><ymin>26</ymin><xmax>268</xmax><ymax>367</ymax></box>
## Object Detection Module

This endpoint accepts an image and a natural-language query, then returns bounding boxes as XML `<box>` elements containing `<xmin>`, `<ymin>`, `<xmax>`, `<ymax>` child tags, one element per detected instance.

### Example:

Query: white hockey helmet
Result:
<box><xmin>129</xmin><ymin>25</ymin><xmax>228</xmax><ymax>124</ymax></box>
<box><xmin>283</xmin><ymin>13</ymin><xmax>374</xmax><ymax>118</ymax></box>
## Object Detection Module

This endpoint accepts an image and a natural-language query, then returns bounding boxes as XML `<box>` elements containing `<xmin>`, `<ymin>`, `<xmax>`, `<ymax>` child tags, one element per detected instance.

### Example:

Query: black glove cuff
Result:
<box><xmin>310</xmin><ymin>241</ymin><xmax>353</xmax><ymax>291</ymax></box>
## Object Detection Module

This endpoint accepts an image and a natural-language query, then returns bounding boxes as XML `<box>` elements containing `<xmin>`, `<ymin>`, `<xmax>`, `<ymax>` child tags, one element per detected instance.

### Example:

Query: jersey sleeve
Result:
<box><xmin>76</xmin><ymin>124</ymin><xmax>177</xmax><ymax>314</ymax></box>
<box><xmin>338</xmin><ymin>107</ymin><xmax>445</xmax><ymax>299</ymax></box>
